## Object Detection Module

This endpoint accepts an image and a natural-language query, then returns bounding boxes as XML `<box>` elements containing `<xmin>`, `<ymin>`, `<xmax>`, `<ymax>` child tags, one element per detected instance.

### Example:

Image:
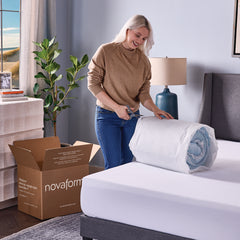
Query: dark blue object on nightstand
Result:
<box><xmin>155</xmin><ymin>87</ymin><xmax>178</xmax><ymax>119</ymax></box>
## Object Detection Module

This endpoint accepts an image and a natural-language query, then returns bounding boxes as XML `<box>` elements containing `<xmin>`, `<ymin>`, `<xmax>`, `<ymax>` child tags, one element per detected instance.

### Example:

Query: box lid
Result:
<box><xmin>9</xmin><ymin>137</ymin><xmax>100</xmax><ymax>171</ymax></box>
<box><xmin>12</xmin><ymin>136</ymin><xmax>60</xmax><ymax>167</ymax></box>
<box><xmin>73</xmin><ymin>141</ymin><xmax>100</xmax><ymax>163</ymax></box>
<box><xmin>9</xmin><ymin>145</ymin><xmax>40</xmax><ymax>170</ymax></box>
<box><xmin>42</xmin><ymin>144</ymin><xmax>93</xmax><ymax>170</ymax></box>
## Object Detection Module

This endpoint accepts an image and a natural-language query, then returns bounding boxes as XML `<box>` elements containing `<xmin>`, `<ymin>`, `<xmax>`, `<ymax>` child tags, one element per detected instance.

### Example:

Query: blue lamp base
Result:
<box><xmin>155</xmin><ymin>87</ymin><xmax>178</xmax><ymax>119</ymax></box>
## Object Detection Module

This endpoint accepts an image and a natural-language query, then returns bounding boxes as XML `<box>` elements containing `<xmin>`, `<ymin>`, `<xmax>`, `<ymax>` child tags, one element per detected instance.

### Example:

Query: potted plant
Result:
<box><xmin>32</xmin><ymin>36</ymin><xmax>88</xmax><ymax>136</ymax></box>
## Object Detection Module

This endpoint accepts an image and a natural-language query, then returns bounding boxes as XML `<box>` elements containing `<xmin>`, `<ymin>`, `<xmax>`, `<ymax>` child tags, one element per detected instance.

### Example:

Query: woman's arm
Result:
<box><xmin>96</xmin><ymin>91</ymin><xmax>130</xmax><ymax>120</ymax></box>
<box><xmin>143</xmin><ymin>98</ymin><xmax>173</xmax><ymax>119</ymax></box>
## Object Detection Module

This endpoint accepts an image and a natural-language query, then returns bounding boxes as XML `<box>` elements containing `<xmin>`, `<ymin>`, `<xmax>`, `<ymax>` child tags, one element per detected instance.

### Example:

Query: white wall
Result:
<box><xmin>68</xmin><ymin>0</ymin><xmax>239</xmax><ymax>166</ymax></box>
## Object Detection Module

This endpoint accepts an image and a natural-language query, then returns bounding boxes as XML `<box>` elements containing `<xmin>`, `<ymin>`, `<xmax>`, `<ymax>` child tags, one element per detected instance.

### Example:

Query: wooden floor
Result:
<box><xmin>0</xmin><ymin>165</ymin><xmax>104</xmax><ymax>239</ymax></box>
<box><xmin>0</xmin><ymin>205</ymin><xmax>42</xmax><ymax>239</ymax></box>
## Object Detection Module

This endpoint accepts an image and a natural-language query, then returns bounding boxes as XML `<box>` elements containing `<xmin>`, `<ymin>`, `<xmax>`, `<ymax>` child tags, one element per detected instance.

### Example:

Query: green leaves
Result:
<box><xmin>33</xmin><ymin>49</ymin><xmax>48</xmax><ymax>61</ymax></box>
<box><xmin>33</xmin><ymin>83</ymin><xmax>39</xmax><ymax>94</ymax></box>
<box><xmin>67</xmin><ymin>72</ymin><xmax>73</xmax><ymax>82</ymax></box>
<box><xmin>81</xmin><ymin>54</ymin><xmax>89</xmax><ymax>66</ymax></box>
<box><xmin>54</xmin><ymin>74</ymin><xmax>63</xmax><ymax>82</ymax></box>
<box><xmin>49</xmin><ymin>37</ymin><xmax>55</xmax><ymax>47</ymax></box>
<box><xmin>44</xmin><ymin>94</ymin><xmax>53</xmax><ymax>108</ymax></box>
<box><xmin>42</xmin><ymin>38</ymin><xmax>49</xmax><ymax>49</ymax></box>
<box><xmin>58</xmin><ymin>86</ymin><xmax>65</xmax><ymax>93</ymax></box>
<box><xmin>69</xmin><ymin>54</ymin><xmax>89</xmax><ymax>72</ymax></box>
<box><xmin>45</xmin><ymin>62</ymin><xmax>60</xmax><ymax>75</ymax></box>
<box><xmin>70</xmin><ymin>55</ymin><xmax>78</xmax><ymax>67</ymax></box>
<box><xmin>33</xmin><ymin>83</ymin><xmax>41</xmax><ymax>98</ymax></box>
<box><xmin>32</xmin><ymin>36</ymin><xmax>89</xmax><ymax>136</ymax></box>
<box><xmin>52</xmin><ymin>49</ymin><xmax>62</xmax><ymax>61</ymax></box>
<box><xmin>68</xmin><ymin>83</ymin><xmax>79</xmax><ymax>91</ymax></box>
<box><xmin>35</xmin><ymin>72</ymin><xmax>47</xmax><ymax>79</ymax></box>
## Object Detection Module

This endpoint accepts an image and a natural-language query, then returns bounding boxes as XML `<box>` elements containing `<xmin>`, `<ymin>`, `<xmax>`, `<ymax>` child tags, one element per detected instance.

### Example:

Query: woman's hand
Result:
<box><xmin>96</xmin><ymin>91</ymin><xmax>133</xmax><ymax>120</ymax></box>
<box><xmin>143</xmin><ymin>98</ymin><xmax>174</xmax><ymax>120</ymax></box>
<box><xmin>114</xmin><ymin>105</ymin><xmax>131</xmax><ymax>120</ymax></box>
<box><xmin>152</xmin><ymin>107</ymin><xmax>173</xmax><ymax>120</ymax></box>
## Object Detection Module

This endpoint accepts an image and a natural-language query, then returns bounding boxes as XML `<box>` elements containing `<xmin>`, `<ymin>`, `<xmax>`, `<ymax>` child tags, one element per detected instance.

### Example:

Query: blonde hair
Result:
<box><xmin>112</xmin><ymin>15</ymin><xmax>154</xmax><ymax>56</ymax></box>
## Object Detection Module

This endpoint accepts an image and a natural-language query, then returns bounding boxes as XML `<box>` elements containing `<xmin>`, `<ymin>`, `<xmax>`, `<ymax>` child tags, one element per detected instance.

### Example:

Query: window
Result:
<box><xmin>0</xmin><ymin>0</ymin><xmax>21</xmax><ymax>89</ymax></box>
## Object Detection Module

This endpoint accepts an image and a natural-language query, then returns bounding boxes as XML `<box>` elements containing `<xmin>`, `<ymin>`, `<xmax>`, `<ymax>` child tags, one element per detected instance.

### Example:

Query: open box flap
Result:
<box><xmin>42</xmin><ymin>144</ymin><xmax>93</xmax><ymax>171</ymax></box>
<box><xmin>13</xmin><ymin>136</ymin><xmax>61</xmax><ymax>164</ymax></box>
<box><xmin>9</xmin><ymin>145</ymin><xmax>40</xmax><ymax>170</ymax></box>
<box><xmin>73</xmin><ymin>141</ymin><xmax>100</xmax><ymax>162</ymax></box>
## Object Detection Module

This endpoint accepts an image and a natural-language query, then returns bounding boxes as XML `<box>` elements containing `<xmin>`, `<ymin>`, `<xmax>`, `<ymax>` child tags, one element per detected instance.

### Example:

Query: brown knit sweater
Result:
<box><xmin>87</xmin><ymin>42</ymin><xmax>152</xmax><ymax>112</ymax></box>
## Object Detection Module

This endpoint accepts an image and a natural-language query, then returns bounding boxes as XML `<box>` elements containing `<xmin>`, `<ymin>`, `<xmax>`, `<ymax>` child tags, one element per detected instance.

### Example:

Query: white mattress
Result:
<box><xmin>81</xmin><ymin>140</ymin><xmax>240</xmax><ymax>240</ymax></box>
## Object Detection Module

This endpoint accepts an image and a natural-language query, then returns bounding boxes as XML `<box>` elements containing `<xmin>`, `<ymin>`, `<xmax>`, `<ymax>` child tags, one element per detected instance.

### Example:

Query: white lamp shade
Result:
<box><xmin>149</xmin><ymin>57</ymin><xmax>187</xmax><ymax>86</ymax></box>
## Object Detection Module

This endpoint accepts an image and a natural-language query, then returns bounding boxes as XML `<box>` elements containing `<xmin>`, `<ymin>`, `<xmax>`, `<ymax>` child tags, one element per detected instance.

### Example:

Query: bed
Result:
<box><xmin>80</xmin><ymin>73</ymin><xmax>240</xmax><ymax>240</ymax></box>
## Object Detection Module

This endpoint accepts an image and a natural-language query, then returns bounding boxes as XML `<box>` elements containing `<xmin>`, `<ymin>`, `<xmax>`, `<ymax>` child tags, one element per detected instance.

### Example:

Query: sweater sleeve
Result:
<box><xmin>138</xmin><ymin>59</ymin><xmax>152</xmax><ymax>105</ymax></box>
<box><xmin>87</xmin><ymin>45</ymin><xmax>106</xmax><ymax>96</ymax></box>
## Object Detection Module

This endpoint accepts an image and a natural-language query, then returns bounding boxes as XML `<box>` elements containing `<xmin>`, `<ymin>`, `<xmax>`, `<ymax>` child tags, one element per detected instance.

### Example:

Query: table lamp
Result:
<box><xmin>149</xmin><ymin>57</ymin><xmax>187</xmax><ymax>119</ymax></box>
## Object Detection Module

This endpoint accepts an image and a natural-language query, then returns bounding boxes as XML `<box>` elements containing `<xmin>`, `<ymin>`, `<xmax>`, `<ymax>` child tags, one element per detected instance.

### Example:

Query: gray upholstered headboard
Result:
<box><xmin>198</xmin><ymin>73</ymin><xmax>240</xmax><ymax>142</ymax></box>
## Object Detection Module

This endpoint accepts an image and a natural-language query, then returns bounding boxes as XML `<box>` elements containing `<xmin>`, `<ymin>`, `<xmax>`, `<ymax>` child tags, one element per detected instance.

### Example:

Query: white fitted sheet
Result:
<box><xmin>81</xmin><ymin>140</ymin><xmax>240</xmax><ymax>240</ymax></box>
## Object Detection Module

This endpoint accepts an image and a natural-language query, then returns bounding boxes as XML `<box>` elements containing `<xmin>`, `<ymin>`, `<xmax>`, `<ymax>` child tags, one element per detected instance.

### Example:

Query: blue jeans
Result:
<box><xmin>95</xmin><ymin>106</ymin><xmax>139</xmax><ymax>169</ymax></box>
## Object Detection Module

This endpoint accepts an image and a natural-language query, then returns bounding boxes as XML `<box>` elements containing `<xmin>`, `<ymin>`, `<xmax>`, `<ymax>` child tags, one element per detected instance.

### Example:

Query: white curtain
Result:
<box><xmin>19</xmin><ymin>0</ymin><xmax>56</xmax><ymax>95</ymax></box>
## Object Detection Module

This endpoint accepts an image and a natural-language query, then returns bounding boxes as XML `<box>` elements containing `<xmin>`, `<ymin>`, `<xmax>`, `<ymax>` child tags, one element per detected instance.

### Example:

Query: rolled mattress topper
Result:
<box><xmin>129</xmin><ymin>117</ymin><xmax>218</xmax><ymax>173</ymax></box>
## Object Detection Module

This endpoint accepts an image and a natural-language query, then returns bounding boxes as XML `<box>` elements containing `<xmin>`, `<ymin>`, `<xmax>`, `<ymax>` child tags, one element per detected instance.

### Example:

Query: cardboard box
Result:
<box><xmin>9</xmin><ymin>136</ymin><xmax>100</xmax><ymax>220</ymax></box>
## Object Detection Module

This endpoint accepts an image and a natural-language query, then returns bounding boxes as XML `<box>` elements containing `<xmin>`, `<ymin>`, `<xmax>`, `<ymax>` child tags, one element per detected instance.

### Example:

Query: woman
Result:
<box><xmin>88</xmin><ymin>15</ymin><xmax>173</xmax><ymax>169</ymax></box>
